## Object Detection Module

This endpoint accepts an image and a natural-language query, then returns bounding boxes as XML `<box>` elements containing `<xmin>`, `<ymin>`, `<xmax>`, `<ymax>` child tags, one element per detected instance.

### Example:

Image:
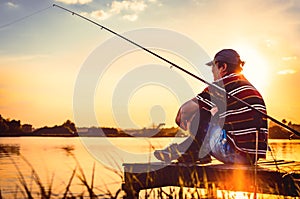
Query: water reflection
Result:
<box><xmin>0</xmin><ymin>138</ymin><xmax>299</xmax><ymax>198</ymax></box>
<box><xmin>0</xmin><ymin>144</ymin><xmax>20</xmax><ymax>158</ymax></box>
<box><xmin>58</xmin><ymin>145</ymin><xmax>75</xmax><ymax>156</ymax></box>
<box><xmin>268</xmin><ymin>140</ymin><xmax>300</xmax><ymax>161</ymax></box>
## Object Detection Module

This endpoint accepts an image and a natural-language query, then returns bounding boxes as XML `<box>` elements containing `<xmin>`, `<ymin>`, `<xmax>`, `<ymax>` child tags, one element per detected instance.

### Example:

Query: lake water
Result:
<box><xmin>0</xmin><ymin>137</ymin><xmax>300</xmax><ymax>198</ymax></box>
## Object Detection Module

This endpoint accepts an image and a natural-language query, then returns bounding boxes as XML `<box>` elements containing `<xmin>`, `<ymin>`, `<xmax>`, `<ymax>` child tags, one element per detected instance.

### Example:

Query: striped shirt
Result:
<box><xmin>196</xmin><ymin>73</ymin><xmax>268</xmax><ymax>158</ymax></box>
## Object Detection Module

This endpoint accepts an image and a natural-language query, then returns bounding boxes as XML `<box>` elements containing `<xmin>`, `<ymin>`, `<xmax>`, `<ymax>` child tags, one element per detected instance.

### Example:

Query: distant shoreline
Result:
<box><xmin>0</xmin><ymin>127</ymin><xmax>187</xmax><ymax>138</ymax></box>
<box><xmin>1</xmin><ymin>115</ymin><xmax>300</xmax><ymax>139</ymax></box>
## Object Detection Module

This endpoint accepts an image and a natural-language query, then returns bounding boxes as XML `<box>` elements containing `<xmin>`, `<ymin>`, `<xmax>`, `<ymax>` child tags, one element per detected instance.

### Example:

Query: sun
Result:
<box><xmin>233</xmin><ymin>44</ymin><xmax>270</xmax><ymax>92</ymax></box>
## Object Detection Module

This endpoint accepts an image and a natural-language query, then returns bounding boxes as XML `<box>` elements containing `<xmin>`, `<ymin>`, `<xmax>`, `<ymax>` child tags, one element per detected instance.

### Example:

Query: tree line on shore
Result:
<box><xmin>0</xmin><ymin>114</ymin><xmax>299</xmax><ymax>138</ymax></box>
<box><xmin>0</xmin><ymin>114</ymin><xmax>184</xmax><ymax>137</ymax></box>
<box><xmin>0</xmin><ymin>115</ymin><xmax>77</xmax><ymax>137</ymax></box>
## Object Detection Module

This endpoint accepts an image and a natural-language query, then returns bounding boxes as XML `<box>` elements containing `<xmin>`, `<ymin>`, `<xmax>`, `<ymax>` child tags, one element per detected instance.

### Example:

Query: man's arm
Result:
<box><xmin>175</xmin><ymin>98</ymin><xmax>199</xmax><ymax>131</ymax></box>
<box><xmin>175</xmin><ymin>97</ymin><xmax>219</xmax><ymax>131</ymax></box>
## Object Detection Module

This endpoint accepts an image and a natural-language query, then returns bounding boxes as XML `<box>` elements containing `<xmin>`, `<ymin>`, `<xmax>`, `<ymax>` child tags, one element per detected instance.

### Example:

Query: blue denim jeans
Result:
<box><xmin>177</xmin><ymin>109</ymin><xmax>256</xmax><ymax>164</ymax></box>
<box><xmin>208</xmin><ymin>125</ymin><xmax>255</xmax><ymax>164</ymax></box>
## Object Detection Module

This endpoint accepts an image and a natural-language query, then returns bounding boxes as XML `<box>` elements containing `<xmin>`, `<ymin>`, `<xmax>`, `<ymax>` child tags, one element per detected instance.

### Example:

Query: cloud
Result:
<box><xmin>54</xmin><ymin>0</ymin><xmax>92</xmax><ymax>5</ymax></box>
<box><xmin>89</xmin><ymin>10</ymin><xmax>111</xmax><ymax>20</ymax></box>
<box><xmin>1</xmin><ymin>54</ymin><xmax>49</xmax><ymax>62</ymax></box>
<box><xmin>282</xmin><ymin>56</ymin><xmax>297</xmax><ymax>61</ymax></box>
<box><xmin>6</xmin><ymin>2</ymin><xmax>18</xmax><ymax>8</ymax></box>
<box><xmin>110</xmin><ymin>0</ymin><xmax>147</xmax><ymax>14</ymax></box>
<box><xmin>86</xmin><ymin>0</ymin><xmax>155</xmax><ymax>21</ymax></box>
<box><xmin>277</xmin><ymin>69</ymin><xmax>297</xmax><ymax>75</ymax></box>
<box><xmin>123</xmin><ymin>14</ymin><xmax>138</xmax><ymax>21</ymax></box>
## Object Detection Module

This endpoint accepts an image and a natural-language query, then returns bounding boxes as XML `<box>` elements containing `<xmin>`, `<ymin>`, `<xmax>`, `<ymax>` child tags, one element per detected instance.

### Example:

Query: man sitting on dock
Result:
<box><xmin>154</xmin><ymin>49</ymin><xmax>268</xmax><ymax>165</ymax></box>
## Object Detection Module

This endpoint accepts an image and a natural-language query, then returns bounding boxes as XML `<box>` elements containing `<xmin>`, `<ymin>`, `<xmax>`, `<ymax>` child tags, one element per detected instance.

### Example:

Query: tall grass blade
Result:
<box><xmin>19</xmin><ymin>154</ymin><xmax>48</xmax><ymax>198</ymax></box>
<box><xmin>1</xmin><ymin>148</ymin><xmax>34</xmax><ymax>199</ymax></box>
<box><xmin>62</xmin><ymin>166</ymin><xmax>77</xmax><ymax>199</ymax></box>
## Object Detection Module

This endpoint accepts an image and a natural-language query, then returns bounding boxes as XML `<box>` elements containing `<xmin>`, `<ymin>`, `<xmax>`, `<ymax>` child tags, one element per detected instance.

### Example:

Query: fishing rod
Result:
<box><xmin>53</xmin><ymin>4</ymin><xmax>300</xmax><ymax>137</ymax></box>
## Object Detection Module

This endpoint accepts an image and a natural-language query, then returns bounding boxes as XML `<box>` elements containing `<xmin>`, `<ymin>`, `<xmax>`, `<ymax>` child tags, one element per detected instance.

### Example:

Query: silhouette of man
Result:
<box><xmin>154</xmin><ymin>49</ymin><xmax>268</xmax><ymax>165</ymax></box>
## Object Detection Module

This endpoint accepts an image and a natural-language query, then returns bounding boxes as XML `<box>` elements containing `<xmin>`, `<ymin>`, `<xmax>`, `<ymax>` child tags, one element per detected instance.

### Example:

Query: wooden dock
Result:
<box><xmin>122</xmin><ymin>160</ymin><xmax>300</xmax><ymax>198</ymax></box>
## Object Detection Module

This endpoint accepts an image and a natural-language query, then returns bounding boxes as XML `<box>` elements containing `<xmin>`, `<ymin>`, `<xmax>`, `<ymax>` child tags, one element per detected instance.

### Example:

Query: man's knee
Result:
<box><xmin>189</xmin><ymin>109</ymin><xmax>211</xmax><ymax>137</ymax></box>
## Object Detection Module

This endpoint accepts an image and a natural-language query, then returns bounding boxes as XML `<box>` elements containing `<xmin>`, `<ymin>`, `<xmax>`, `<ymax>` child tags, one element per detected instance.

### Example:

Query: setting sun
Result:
<box><xmin>234</xmin><ymin>44</ymin><xmax>270</xmax><ymax>92</ymax></box>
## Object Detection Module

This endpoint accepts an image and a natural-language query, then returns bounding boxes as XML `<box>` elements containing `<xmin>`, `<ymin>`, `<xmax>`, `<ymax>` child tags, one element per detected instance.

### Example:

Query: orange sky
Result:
<box><xmin>0</xmin><ymin>0</ymin><xmax>300</xmax><ymax>129</ymax></box>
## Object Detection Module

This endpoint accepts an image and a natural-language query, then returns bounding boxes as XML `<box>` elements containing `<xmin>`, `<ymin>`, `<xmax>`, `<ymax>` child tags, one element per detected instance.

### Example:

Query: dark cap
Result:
<box><xmin>206</xmin><ymin>49</ymin><xmax>244</xmax><ymax>66</ymax></box>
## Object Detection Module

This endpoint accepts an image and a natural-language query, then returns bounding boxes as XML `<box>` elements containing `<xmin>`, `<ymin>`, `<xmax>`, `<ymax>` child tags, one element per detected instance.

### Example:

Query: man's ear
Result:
<box><xmin>220</xmin><ymin>63</ymin><xmax>228</xmax><ymax>77</ymax></box>
<box><xmin>221</xmin><ymin>63</ymin><xmax>228</xmax><ymax>73</ymax></box>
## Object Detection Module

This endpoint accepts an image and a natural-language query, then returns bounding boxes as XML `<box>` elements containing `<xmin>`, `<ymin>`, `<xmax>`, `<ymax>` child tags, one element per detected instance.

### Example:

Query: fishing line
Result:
<box><xmin>52</xmin><ymin>4</ymin><xmax>300</xmax><ymax>137</ymax></box>
<box><xmin>0</xmin><ymin>5</ymin><xmax>52</xmax><ymax>30</ymax></box>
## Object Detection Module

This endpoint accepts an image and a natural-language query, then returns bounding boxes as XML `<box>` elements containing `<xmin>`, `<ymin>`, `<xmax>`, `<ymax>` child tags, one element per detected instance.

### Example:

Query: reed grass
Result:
<box><xmin>1</xmin><ymin>146</ymin><xmax>300</xmax><ymax>199</ymax></box>
<box><xmin>0</xmin><ymin>147</ymin><xmax>123</xmax><ymax>199</ymax></box>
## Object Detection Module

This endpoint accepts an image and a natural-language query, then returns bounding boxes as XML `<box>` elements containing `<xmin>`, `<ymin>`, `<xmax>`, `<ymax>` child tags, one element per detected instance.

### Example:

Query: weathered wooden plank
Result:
<box><xmin>122</xmin><ymin>161</ymin><xmax>300</xmax><ymax>198</ymax></box>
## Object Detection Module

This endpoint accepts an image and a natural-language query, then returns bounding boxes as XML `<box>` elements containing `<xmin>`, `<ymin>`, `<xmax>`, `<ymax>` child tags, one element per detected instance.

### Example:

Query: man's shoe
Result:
<box><xmin>177</xmin><ymin>152</ymin><xmax>212</xmax><ymax>164</ymax></box>
<box><xmin>154</xmin><ymin>143</ymin><xmax>184</xmax><ymax>163</ymax></box>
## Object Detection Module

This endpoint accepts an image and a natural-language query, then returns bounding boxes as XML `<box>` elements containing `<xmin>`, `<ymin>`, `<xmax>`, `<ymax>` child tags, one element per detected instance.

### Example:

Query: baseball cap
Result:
<box><xmin>206</xmin><ymin>49</ymin><xmax>244</xmax><ymax>66</ymax></box>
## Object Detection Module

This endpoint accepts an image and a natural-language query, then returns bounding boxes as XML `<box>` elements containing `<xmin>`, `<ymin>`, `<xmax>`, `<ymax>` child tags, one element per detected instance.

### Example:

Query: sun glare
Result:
<box><xmin>234</xmin><ymin>45</ymin><xmax>270</xmax><ymax>92</ymax></box>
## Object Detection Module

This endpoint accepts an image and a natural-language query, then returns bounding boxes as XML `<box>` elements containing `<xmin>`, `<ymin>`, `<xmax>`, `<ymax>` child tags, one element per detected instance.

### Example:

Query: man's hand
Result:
<box><xmin>210</xmin><ymin>106</ymin><xmax>218</xmax><ymax>116</ymax></box>
<box><xmin>180</xmin><ymin>119</ymin><xmax>188</xmax><ymax>131</ymax></box>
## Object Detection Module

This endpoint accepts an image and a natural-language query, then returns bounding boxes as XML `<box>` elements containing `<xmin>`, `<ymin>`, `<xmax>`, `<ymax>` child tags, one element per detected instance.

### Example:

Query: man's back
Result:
<box><xmin>217</xmin><ymin>73</ymin><xmax>268</xmax><ymax>158</ymax></box>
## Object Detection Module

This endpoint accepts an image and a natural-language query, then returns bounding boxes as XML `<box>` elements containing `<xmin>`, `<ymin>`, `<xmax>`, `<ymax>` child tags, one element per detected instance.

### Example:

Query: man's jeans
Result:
<box><xmin>208</xmin><ymin>125</ymin><xmax>255</xmax><ymax>164</ymax></box>
<box><xmin>177</xmin><ymin>114</ymin><xmax>256</xmax><ymax>164</ymax></box>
